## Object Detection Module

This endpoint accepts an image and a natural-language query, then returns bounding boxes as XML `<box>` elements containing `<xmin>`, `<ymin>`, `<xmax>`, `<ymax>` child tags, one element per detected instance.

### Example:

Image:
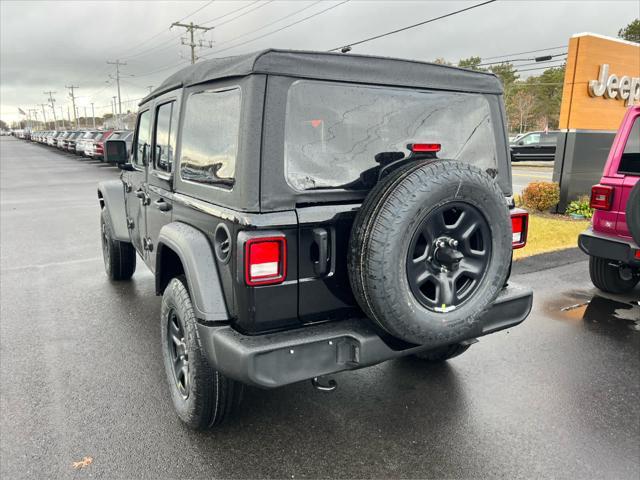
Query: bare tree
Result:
<box><xmin>510</xmin><ymin>89</ymin><xmax>536</xmax><ymax>133</ymax></box>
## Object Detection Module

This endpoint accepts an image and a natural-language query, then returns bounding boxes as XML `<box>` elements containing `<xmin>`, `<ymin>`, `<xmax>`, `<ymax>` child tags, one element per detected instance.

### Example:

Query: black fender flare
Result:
<box><xmin>156</xmin><ymin>222</ymin><xmax>229</xmax><ymax>322</ymax></box>
<box><xmin>97</xmin><ymin>180</ymin><xmax>130</xmax><ymax>242</ymax></box>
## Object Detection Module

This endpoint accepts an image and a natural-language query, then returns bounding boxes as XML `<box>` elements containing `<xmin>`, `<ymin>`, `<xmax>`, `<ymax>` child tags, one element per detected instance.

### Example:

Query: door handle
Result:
<box><xmin>154</xmin><ymin>198</ymin><xmax>172</xmax><ymax>212</ymax></box>
<box><xmin>312</xmin><ymin>228</ymin><xmax>329</xmax><ymax>276</ymax></box>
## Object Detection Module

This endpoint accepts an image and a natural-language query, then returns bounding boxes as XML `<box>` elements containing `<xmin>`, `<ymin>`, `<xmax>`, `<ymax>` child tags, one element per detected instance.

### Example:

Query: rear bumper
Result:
<box><xmin>578</xmin><ymin>227</ymin><xmax>640</xmax><ymax>266</ymax></box>
<box><xmin>198</xmin><ymin>282</ymin><xmax>533</xmax><ymax>388</ymax></box>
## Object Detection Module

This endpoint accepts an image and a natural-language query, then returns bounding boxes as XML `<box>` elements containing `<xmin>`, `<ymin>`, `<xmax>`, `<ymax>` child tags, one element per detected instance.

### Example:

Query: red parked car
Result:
<box><xmin>85</xmin><ymin>130</ymin><xmax>113</xmax><ymax>160</ymax></box>
<box><xmin>579</xmin><ymin>105</ymin><xmax>640</xmax><ymax>293</ymax></box>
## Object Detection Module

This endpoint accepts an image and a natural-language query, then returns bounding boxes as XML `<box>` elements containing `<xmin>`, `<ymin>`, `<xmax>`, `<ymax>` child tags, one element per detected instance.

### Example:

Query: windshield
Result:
<box><xmin>284</xmin><ymin>80</ymin><xmax>498</xmax><ymax>191</ymax></box>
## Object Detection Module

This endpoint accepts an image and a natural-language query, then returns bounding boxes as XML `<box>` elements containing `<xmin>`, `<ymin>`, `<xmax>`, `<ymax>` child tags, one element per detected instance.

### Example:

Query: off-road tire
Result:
<box><xmin>101</xmin><ymin>209</ymin><xmax>136</xmax><ymax>281</ymax></box>
<box><xmin>589</xmin><ymin>256</ymin><xmax>639</xmax><ymax>294</ymax></box>
<box><xmin>348</xmin><ymin>160</ymin><xmax>512</xmax><ymax>345</ymax></box>
<box><xmin>413</xmin><ymin>343</ymin><xmax>471</xmax><ymax>362</ymax></box>
<box><xmin>161</xmin><ymin>276</ymin><xmax>244</xmax><ymax>430</ymax></box>
<box><xmin>626</xmin><ymin>182</ymin><xmax>640</xmax><ymax>246</ymax></box>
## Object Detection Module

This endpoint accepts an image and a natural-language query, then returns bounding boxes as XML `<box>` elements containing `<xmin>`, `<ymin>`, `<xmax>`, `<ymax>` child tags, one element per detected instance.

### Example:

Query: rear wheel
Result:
<box><xmin>101</xmin><ymin>209</ymin><xmax>136</xmax><ymax>281</ymax></box>
<box><xmin>161</xmin><ymin>276</ymin><xmax>244</xmax><ymax>430</ymax></box>
<box><xmin>589</xmin><ymin>256</ymin><xmax>639</xmax><ymax>294</ymax></box>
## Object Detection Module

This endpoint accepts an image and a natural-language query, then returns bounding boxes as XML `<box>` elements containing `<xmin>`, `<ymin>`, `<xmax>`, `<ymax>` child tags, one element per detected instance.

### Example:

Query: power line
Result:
<box><xmin>122</xmin><ymin>1</ymin><xmax>263</xmax><ymax>61</ymax></box>
<box><xmin>482</xmin><ymin>45</ymin><xmax>566</xmax><ymax>61</ymax></box>
<box><xmin>213</xmin><ymin>0</ymin><xmax>321</xmax><ymax>47</ymax></box>
<box><xmin>201</xmin><ymin>0</ymin><xmax>350</xmax><ymax>58</ymax></box>
<box><xmin>508</xmin><ymin>56</ymin><xmax>567</xmax><ymax>69</ymax></box>
<box><xmin>328</xmin><ymin>0</ymin><xmax>497</xmax><ymax>52</ymax></box>
<box><xmin>199</xmin><ymin>0</ymin><xmax>265</xmax><ymax>26</ymax></box>
<box><xmin>117</xmin><ymin>0</ymin><xmax>216</xmax><ymax>59</ymax></box>
<box><xmin>515</xmin><ymin>62</ymin><xmax>566</xmax><ymax>73</ymax></box>
<box><xmin>478</xmin><ymin>52</ymin><xmax>567</xmax><ymax>67</ymax></box>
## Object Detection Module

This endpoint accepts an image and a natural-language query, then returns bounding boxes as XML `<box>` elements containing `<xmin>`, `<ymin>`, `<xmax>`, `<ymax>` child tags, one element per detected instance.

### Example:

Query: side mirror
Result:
<box><xmin>517</xmin><ymin>140</ymin><xmax>524</xmax><ymax>145</ymax></box>
<box><xmin>105</xmin><ymin>139</ymin><xmax>129</xmax><ymax>166</ymax></box>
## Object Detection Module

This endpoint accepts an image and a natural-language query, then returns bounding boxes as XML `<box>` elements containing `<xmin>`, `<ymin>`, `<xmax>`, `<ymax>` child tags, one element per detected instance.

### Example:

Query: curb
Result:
<box><xmin>512</xmin><ymin>247</ymin><xmax>585</xmax><ymax>275</ymax></box>
<box><xmin>511</xmin><ymin>163</ymin><xmax>555</xmax><ymax>169</ymax></box>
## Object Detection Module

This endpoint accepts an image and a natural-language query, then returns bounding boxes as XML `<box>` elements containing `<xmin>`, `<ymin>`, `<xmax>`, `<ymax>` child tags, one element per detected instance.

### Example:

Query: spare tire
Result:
<box><xmin>348</xmin><ymin>160</ymin><xmax>512</xmax><ymax>345</ymax></box>
<box><xmin>626</xmin><ymin>182</ymin><xmax>640</xmax><ymax>246</ymax></box>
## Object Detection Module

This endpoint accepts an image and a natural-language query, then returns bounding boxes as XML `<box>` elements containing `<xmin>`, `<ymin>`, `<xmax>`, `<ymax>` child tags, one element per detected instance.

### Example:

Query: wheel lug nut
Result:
<box><xmin>449</xmin><ymin>239</ymin><xmax>459</xmax><ymax>247</ymax></box>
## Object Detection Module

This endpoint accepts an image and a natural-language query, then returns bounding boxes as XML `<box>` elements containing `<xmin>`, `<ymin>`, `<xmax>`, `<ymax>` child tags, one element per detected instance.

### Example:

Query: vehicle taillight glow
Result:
<box><xmin>245</xmin><ymin>237</ymin><xmax>286</xmax><ymax>286</ymax></box>
<box><xmin>590</xmin><ymin>185</ymin><xmax>614</xmax><ymax>210</ymax></box>
<box><xmin>409</xmin><ymin>143</ymin><xmax>441</xmax><ymax>153</ymax></box>
<box><xmin>511</xmin><ymin>208</ymin><xmax>528</xmax><ymax>249</ymax></box>
<box><xmin>635</xmin><ymin>249</ymin><xmax>640</xmax><ymax>260</ymax></box>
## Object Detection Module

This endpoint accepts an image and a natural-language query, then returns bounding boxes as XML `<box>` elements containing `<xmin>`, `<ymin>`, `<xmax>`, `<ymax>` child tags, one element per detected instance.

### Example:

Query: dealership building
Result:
<box><xmin>552</xmin><ymin>32</ymin><xmax>639</xmax><ymax>209</ymax></box>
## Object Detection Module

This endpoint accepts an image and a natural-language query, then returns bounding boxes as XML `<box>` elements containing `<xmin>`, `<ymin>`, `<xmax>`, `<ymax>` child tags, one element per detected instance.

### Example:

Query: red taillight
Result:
<box><xmin>511</xmin><ymin>208</ymin><xmax>528</xmax><ymax>249</ymax></box>
<box><xmin>634</xmin><ymin>250</ymin><xmax>640</xmax><ymax>259</ymax></box>
<box><xmin>408</xmin><ymin>143</ymin><xmax>441</xmax><ymax>153</ymax></box>
<box><xmin>590</xmin><ymin>185</ymin><xmax>614</xmax><ymax>210</ymax></box>
<box><xmin>245</xmin><ymin>237</ymin><xmax>287</xmax><ymax>286</ymax></box>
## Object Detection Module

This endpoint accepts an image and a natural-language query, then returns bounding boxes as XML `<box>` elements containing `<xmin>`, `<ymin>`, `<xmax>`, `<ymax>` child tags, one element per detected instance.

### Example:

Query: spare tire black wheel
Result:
<box><xmin>626</xmin><ymin>182</ymin><xmax>640</xmax><ymax>246</ymax></box>
<box><xmin>348</xmin><ymin>160</ymin><xmax>512</xmax><ymax>345</ymax></box>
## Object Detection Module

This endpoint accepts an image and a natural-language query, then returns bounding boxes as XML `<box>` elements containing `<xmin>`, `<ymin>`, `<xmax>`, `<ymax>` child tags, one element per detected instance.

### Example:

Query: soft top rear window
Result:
<box><xmin>284</xmin><ymin>80</ymin><xmax>498</xmax><ymax>191</ymax></box>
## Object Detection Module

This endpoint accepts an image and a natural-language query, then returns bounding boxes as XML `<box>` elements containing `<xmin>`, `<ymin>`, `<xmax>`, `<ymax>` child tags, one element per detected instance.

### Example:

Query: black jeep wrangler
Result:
<box><xmin>100</xmin><ymin>49</ymin><xmax>533</xmax><ymax>430</ymax></box>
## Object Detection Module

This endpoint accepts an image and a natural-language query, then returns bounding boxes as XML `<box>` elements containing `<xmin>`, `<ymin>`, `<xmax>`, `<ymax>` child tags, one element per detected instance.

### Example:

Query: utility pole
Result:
<box><xmin>91</xmin><ymin>102</ymin><xmax>96</xmax><ymax>128</ymax></box>
<box><xmin>59</xmin><ymin>106</ymin><xmax>64</xmax><ymax>128</ymax></box>
<box><xmin>67</xmin><ymin>106</ymin><xmax>71</xmax><ymax>125</ymax></box>
<box><xmin>44</xmin><ymin>91</ymin><xmax>57</xmax><ymax>129</ymax></box>
<box><xmin>83</xmin><ymin>106</ymin><xmax>88</xmax><ymax>129</ymax></box>
<box><xmin>40</xmin><ymin>104</ymin><xmax>48</xmax><ymax>129</ymax></box>
<box><xmin>65</xmin><ymin>85</ymin><xmax>79</xmax><ymax>128</ymax></box>
<box><xmin>170</xmin><ymin>21</ymin><xmax>213</xmax><ymax>64</ymax></box>
<box><xmin>112</xmin><ymin>96</ymin><xmax>118</xmax><ymax>128</ymax></box>
<box><xmin>106</xmin><ymin>59</ymin><xmax>127</xmax><ymax>115</ymax></box>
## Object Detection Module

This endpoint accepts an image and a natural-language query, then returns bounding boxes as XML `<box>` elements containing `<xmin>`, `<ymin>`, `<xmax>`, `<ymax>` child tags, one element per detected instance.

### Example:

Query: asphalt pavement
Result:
<box><xmin>1</xmin><ymin>137</ymin><xmax>638</xmax><ymax>479</ymax></box>
<box><xmin>511</xmin><ymin>161</ymin><xmax>554</xmax><ymax>195</ymax></box>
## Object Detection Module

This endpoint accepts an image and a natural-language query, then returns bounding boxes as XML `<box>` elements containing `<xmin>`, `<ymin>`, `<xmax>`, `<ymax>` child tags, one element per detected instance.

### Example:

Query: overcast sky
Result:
<box><xmin>0</xmin><ymin>0</ymin><xmax>637</xmax><ymax>124</ymax></box>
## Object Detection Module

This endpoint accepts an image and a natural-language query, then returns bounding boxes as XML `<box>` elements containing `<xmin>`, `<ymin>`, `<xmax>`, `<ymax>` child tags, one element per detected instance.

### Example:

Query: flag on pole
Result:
<box><xmin>18</xmin><ymin>108</ymin><xmax>26</xmax><ymax>115</ymax></box>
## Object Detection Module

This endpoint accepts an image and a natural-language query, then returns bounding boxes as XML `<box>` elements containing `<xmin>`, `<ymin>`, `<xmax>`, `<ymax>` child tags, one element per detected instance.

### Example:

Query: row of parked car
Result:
<box><xmin>26</xmin><ymin>129</ymin><xmax>133</xmax><ymax>161</ymax></box>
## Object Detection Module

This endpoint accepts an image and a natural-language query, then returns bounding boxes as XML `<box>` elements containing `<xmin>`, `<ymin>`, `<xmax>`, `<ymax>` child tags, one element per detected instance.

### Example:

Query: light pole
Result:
<box><xmin>91</xmin><ymin>103</ymin><xmax>96</xmax><ymax>128</ymax></box>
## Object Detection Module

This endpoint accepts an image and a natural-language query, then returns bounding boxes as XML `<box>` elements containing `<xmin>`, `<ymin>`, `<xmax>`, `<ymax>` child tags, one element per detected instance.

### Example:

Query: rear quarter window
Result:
<box><xmin>179</xmin><ymin>87</ymin><xmax>241</xmax><ymax>187</ymax></box>
<box><xmin>284</xmin><ymin>80</ymin><xmax>498</xmax><ymax>191</ymax></box>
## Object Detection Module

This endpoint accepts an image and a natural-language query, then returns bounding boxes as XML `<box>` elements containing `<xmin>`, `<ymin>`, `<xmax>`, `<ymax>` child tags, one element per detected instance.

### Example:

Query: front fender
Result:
<box><xmin>97</xmin><ymin>180</ymin><xmax>129</xmax><ymax>242</ymax></box>
<box><xmin>156</xmin><ymin>222</ymin><xmax>229</xmax><ymax>322</ymax></box>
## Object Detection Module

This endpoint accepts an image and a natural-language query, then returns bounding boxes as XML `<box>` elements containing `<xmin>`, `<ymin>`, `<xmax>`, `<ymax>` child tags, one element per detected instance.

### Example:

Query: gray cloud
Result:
<box><xmin>1</xmin><ymin>0</ymin><xmax>636</xmax><ymax>122</ymax></box>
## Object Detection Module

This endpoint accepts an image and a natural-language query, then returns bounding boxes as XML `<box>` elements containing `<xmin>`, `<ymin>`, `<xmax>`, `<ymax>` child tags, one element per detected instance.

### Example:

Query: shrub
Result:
<box><xmin>565</xmin><ymin>195</ymin><xmax>594</xmax><ymax>219</ymax></box>
<box><xmin>522</xmin><ymin>181</ymin><xmax>560</xmax><ymax>212</ymax></box>
<box><xmin>513</xmin><ymin>193</ymin><xmax>524</xmax><ymax>208</ymax></box>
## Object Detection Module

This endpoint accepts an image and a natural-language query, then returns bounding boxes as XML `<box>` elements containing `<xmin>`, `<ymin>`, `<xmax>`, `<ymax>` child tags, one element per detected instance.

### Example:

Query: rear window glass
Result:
<box><xmin>619</xmin><ymin>116</ymin><xmax>639</xmax><ymax>176</ymax></box>
<box><xmin>284</xmin><ymin>80</ymin><xmax>498</xmax><ymax>190</ymax></box>
<box><xmin>179</xmin><ymin>88</ymin><xmax>241</xmax><ymax>187</ymax></box>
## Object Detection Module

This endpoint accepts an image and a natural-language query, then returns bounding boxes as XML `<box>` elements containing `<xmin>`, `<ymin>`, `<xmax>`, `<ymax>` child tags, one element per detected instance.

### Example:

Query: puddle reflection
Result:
<box><xmin>547</xmin><ymin>289</ymin><xmax>640</xmax><ymax>333</ymax></box>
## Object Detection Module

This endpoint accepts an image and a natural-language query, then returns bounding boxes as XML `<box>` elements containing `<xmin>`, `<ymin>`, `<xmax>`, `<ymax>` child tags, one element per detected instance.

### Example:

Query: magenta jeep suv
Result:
<box><xmin>579</xmin><ymin>105</ymin><xmax>640</xmax><ymax>294</ymax></box>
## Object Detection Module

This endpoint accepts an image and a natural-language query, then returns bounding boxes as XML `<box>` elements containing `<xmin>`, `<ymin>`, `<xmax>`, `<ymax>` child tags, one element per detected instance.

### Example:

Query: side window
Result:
<box><xmin>619</xmin><ymin>117</ymin><xmax>639</xmax><ymax>176</ymax></box>
<box><xmin>179</xmin><ymin>88</ymin><xmax>241</xmax><ymax>187</ymax></box>
<box><xmin>133</xmin><ymin>110</ymin><xmax>151</xmax><ymax>167</ymax></box>
<box><xmin>522</xmin><ymin>133</ymin><xmax>540</xmax><ymax>145</ymax></box>
<box><xmin>154</xmin><ymin>101</ymin><xmax>178</xmax><ymax>172</ymax></box>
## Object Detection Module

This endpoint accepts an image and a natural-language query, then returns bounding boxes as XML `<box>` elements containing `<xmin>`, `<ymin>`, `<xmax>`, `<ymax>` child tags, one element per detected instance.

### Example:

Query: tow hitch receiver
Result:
<box><xmin>311</xmin><ymin>376</ymin><xmax>337</xmax><ymax>391</ymax></box>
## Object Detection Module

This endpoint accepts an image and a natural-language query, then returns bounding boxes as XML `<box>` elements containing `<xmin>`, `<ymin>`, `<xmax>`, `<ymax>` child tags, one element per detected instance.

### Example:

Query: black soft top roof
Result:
<box><xmin>141</xmin><ymin>49</ymin><xmax>502</xmax><ymax>105</ymax></box>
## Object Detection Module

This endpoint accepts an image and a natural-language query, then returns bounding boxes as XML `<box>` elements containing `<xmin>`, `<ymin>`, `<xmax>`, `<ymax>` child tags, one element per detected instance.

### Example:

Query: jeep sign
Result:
<box><xmin>588</xmin><ymin>64</ymin><xmax>640</xmax><ymax>106</ymax></box>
